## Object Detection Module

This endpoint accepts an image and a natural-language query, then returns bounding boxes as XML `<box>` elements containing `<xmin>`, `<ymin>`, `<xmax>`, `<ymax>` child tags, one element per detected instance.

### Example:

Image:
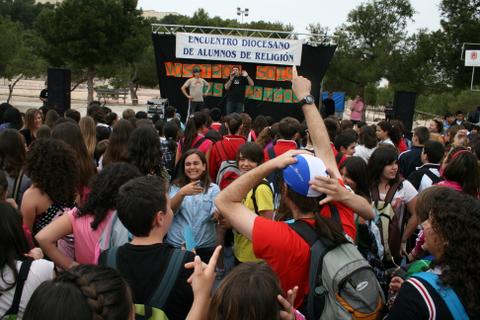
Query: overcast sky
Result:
<box><xmin>138</xmin><ymin>0</ymin><xmax>442</xmax><ymax>35</ymax></box>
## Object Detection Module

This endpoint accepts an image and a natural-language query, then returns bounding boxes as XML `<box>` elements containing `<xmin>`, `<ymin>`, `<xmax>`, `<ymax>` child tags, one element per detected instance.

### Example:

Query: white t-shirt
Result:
<box><xmin>379</xmin><ymin>180</ymin><xmax>417</xmax><ymax>209</ymax></box>
<box><xmin>354</xmin><ymin>145</ymin><xmax>376</xmax><ymax>163</ymax></box>
<box><xmin>0</xmin><ymin>259</ymin><xmax>54</xmax><ymax>319</ymax></box>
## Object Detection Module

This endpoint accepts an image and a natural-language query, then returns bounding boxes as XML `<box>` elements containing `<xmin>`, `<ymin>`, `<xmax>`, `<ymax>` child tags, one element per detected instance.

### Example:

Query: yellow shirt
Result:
<box><xmin>233</xmin><ymin>182</ymin><xmax>274</xmax><ymax>263</ymax></box>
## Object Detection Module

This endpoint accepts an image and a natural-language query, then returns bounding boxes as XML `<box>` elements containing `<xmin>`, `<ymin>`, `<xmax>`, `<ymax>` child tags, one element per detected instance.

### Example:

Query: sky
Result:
<box><xmin>137</xmin><ymin>0</ymin><xmax>443</xmax><ymax>35</ymax></box>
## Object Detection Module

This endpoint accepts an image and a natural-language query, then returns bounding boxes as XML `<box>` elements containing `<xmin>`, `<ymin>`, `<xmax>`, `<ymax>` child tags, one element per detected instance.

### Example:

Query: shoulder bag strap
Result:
<box><xmin>384</xmin><ymin>180</ymin><xmax>402</xmax><ymax>205</ymax></box>
<box><xmin>4</xmin><ymin>259</ymin><xmax>33</xmax><ymax>316</ymax></box>
<box><xmin>192</xmin><ymin>137</ymin><xmax>207</xmax><ymax>149</ymax></box>
<box><xmin>11</xmin><ymin>169</ymin><xmax>24</xmax><ymax>202</ymax></box>
<box><xmin>414</xmin><ymin>272</ymin><xmax>469</xmax><ymax>320</ymax></box>
<box><xmin>148</xmin><ymin>249</ymin><xmax>187</xmax><ymax>309</ymax></box>
<box><xmin>250</xmin><ymin>181</ymin><xmax>271</xmax><ymax>215</ymax></box>
<box><xmin>267</xmin><ymin>145</ymin><xmax>276</xmax><ymax>160</ymax></box>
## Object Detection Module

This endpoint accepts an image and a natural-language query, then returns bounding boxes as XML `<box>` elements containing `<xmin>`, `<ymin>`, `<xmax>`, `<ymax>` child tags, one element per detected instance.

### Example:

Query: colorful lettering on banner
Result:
<box><xmin>165</xmin><ymin>62</ymin><xmax>183</xmax><ymax>77</ymax></box>
<box><xmin>276</xmin><ymin>67</ymin><xmax>292</xmax><ymax>81</ymax></box>
<box><xmin>245</xmin><ymin>85</ymin><xmax>254</xmax><ymax>99</ymax></box>
<box><xmin>212</xmin><ymin>64</ymin><xmax>222</xmax><ymax>78</ymax></box>
<box><xmin>222</xmin><ymin>65</ymin><xmax>233</xmax><ymax>79</ymax></box>
<box><xmin>204</xmin><ymin>82</ymin><xmax>214</xmax><ymax>96</ymax></box>
<box><xmin>201</xmin><ymin>64</ymin><xmax>212</xmax><ymax>78</ymax></box>
<box><xmin>283</xmin><ymin>89</ymin><xmax>293</xmax><ymax>103</ymax></box>
<box><xmin>182</xmin><ymin>64</ymin><xmax>194</xmax><ymax>77</ymax></box>
<box><xmin>212</xmin><ymin>83</ymin><xmax>223</xmax><ymax>97</ymax></box>
<box><xmin>256</xmin><ymin>66</ymin><xmax>276</xmax><ymax>81</ymax></box>
<box><xmin>263</xmin><ymin>87</ymin><xmax>274</xmax><ymax>102</ymax></box>
<box><xmin>252</xmin><ymin>86</ymin><xmax>263</xmax><ymax>101</ymax></box>
<box><xmin>273</xmin><ymin>88</ymin><xmax>284</xmax><ymax>103</ymax></box>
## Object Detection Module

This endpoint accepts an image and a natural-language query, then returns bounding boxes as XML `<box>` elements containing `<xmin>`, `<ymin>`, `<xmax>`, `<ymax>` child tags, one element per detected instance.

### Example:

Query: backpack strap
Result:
<box><xmin>11</xmin><ymin>169</ymin><xmax>24</xmax><ymax>203</ymax></box>
<box><xmin>288</xmin><ymin>220</ymin><xmax>333</xmax><ymax>320</ymax></box>
<box><xmin>148</xmin><ymin>249</ymin><xmax>187</xmax><ymax>309</ymax></box>
<box><xmin>424</xmin><ymin>169</ymin><xmax>442</xmax><ymax>185</ymax></box>
<box><xmin>192</xmin><ymin>137</ymin><xmax>207</xmax><ymax>149</ymax></box>
<box><xmin>267</xmin><ymin>145</ymin><xmax>276</xmax><ymax>160</ymax></box>
<box><xmin>250</xmin><ymin>180</ymin><xmax>271</xmax><ymax>215</ymax></box>
<box><xmin>106</xmin><ymin>246</ymin><xmax>119</xmax><ymax>269</ymax></box>
<box><xmin>4</xmin><ymin>259</ymin><xmax>33</xmax><ymax>317</ymax></box>
<box><xmin>384</xmin><ymin>180</ymin><xmax>402</xmax><ymax>205</ymax></box>
<box><xmin>413</xmin><ymin>272</ymin><xmax>469</xmax><ymax>320</ymax></box>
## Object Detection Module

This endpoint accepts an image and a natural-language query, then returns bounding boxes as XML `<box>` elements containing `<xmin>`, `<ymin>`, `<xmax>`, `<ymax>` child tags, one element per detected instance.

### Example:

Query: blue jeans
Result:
<box><xmin>226</xmin><ymin>101</ymin><xmax>244</xmax><ymax>114</ymax></box>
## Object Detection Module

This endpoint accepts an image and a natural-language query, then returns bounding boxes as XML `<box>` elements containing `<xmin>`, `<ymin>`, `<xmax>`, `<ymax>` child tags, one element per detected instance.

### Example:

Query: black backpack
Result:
<box><xmin>2</xmin><ymin>259</ymin><xmax>32</xmax><ymax>320</ymax></box>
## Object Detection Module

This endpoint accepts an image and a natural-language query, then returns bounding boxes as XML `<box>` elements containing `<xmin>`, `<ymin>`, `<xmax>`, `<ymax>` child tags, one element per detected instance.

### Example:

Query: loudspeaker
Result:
<box><xmin>393</xmin><ymin>91</ymin><xmax>417</xmax><ymax>139</ymax></box>
<box><xmin>47</xmin><ymin>68</ymin><xmax>71</xmax><ymax>116</ymax></box>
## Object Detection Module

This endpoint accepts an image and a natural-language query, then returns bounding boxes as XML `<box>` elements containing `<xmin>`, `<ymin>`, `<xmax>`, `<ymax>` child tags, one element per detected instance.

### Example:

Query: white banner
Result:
<box><xmin>175</xmin><ymin>32</ymin><xmax>303</xmax><ymax>66</ymax></box>
<box><xmin>466</xmin><ymin>50</ymin><xmax>480</xmax><ymax>67</ymax></box>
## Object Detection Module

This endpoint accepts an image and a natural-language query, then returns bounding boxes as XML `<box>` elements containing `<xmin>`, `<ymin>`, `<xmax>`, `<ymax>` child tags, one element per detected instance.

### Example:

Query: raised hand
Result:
<box><xmin>291</xmin><ymin>65</ymin><xmax>311</xmax><ymax>100</ymax></box>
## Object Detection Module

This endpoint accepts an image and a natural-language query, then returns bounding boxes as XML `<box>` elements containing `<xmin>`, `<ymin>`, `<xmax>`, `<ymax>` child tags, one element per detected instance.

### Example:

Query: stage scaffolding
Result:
<box><xmin>151</xmin><ymin>24</ymin><xmax>336</xmax><ymax>46</ymax></box>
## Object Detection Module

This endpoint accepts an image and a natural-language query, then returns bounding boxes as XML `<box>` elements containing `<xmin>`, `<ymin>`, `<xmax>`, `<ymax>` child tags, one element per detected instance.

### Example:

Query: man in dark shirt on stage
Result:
<box><xmin>322</xmin><ymin>90</ymin><xmax>335</xmax><ymax>117</ymax></box>
<box><xmin>224</xmin><ymin>66</ymin><xmax>254</xmax><ymax>114</ymax></box>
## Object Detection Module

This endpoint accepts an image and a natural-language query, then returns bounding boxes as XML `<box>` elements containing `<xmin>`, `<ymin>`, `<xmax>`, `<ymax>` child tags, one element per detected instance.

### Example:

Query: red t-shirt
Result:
<box><xmin>178</xmin><ymin>134</ymin><xmax>213</xmax><ymax>155</ymax></box>
<box><xmin>264</xmin><ymin>140</ymin><xmax>298</xmax><ymax>160</ymax></box>
<box><xmin>397</xmin><ymin>138</ymin><xmax>408</xmax><ymax>153</ymax></box>
<box><xmin>208</xmin><ymin>135</ymin><xmax>246</xmax><ymax>180</ymax></box>
<box><xmin>210</xmin><ymin>122</ymin><xmax>222</xmax><ymax>131</ymax></box>
<box><xmin>252</xmin><ymin>200</ymin><xmax>355</xmax><ymax>308</ymax></box>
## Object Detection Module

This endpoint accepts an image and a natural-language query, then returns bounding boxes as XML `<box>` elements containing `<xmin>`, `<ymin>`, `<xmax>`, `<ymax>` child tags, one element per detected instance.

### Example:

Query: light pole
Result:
<box><xmin>236</xmin><ymin>7</ymin><xmax>249</xmax><ymax>24</ymax></box>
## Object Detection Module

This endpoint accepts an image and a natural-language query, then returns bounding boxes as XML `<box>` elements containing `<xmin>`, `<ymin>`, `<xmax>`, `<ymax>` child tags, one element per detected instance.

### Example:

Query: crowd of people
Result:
<box><xmin>0</xmin><ymin>67</ymin><xmax>479</xmax><ymax>320</ymax></box>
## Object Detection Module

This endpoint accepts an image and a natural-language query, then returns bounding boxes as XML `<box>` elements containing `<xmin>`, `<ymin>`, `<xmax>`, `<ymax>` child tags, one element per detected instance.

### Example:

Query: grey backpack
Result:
<box><xmin>289</xmin><ymin>220</ymin><xmax>385</xmax><ymax>320</ymax></box>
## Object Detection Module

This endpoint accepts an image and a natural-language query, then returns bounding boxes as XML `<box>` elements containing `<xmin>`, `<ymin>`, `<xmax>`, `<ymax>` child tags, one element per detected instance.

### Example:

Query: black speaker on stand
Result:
<box><xmin>47</xmin><ymin>68</ymin><xmax>71</xmax><ymax>116</ymax></box>
<box><xmin>393</xmin><ymin>91</ymin><xmax>417</xmax><ymax>140</ymax></box>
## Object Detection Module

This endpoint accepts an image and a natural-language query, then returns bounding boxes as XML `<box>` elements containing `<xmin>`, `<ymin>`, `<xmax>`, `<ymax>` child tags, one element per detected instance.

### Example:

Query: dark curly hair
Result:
<box><xmin>0</xmin><ymin>129</ymin><xmax>26</xmax><ymax>177</ymax></box>
<box><xmin>25</xmin><ymin>138</ymin><xmax>78</xmax><ymax>205</ymax></box>
<box><xmin>127</xmin><ymin>126</ymin><xmax>163</xmax><ymax>176</ymax></box>
<box><xmin>77</xmin><ymin>163</ymin><xmax>141</xmax><ymax>230</ymax></box>
<box><xmin>423</xmin><ymin>187</ymin><xmax>480</xmax><ymax>315</ymax></box>
<box><xmin>51</xmin><ymin>122</ymin><xmax>96</xmax><ymax>191</ymax></box>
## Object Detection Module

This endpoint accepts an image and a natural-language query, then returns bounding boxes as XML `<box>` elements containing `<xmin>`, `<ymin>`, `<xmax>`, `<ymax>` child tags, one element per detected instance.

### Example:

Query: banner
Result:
<box><xmin>465</xmin><ymin>50</ymin><xmax>480</xmax><ymax>67</ymax></box>
<box><xmin>175</xmin><ymin>32</ymin><xmax>303</xmax><ymax>66</ymax></box>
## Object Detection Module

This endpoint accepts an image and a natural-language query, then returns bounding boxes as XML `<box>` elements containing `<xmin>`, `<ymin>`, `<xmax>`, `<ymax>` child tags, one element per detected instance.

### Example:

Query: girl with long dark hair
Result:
<box><xmin>175</xmin><ymin>112</ymin><xmax>212</xmax><ymax>165</ymax></box>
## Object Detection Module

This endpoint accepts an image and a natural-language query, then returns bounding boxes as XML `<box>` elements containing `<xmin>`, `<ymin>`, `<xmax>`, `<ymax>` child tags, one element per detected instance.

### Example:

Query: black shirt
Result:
<box><xmin>398</xmin><ymin>146</ymin><xmax>423</xmax><ymax>178</ymax></box>
<box><xmin>227</xmin><ymin>76</ymin><xmax>248</xmax><ymax>103</ymax></box>
<box><xmin>322</xmin><ymin>98</ymin><xmax>335</xmax><ymax>117</ymax></box>
<box><xmin>19</xmin><ymin>128</ymin><xmax>35</xmax><ymax>146</ymax></box>
<box><xmin>99</xmin><ymin>243</ymin><xmax>194</xmax><ymax>320</ymax></box>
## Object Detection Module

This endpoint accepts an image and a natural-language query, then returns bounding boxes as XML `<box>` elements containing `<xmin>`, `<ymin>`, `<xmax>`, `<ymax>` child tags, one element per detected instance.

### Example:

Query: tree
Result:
<box><xmin>0</xmin><ymin>0</ymin><xmax>52</xmax><ymax>29</ymax></box>
<box><xmin>35</xmin><ymin>0</ymin><xmax>146</xmax><ymax>102</ymax></box>
<box><xmin>0</xmin><ymin>16</ymin><xmax>45</xmax><ymax>102</ymax></box>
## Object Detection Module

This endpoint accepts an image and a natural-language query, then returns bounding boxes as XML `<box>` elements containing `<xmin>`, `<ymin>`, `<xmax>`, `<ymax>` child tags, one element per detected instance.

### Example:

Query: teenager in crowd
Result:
<box><xmin>263</xmin><ymin>117</ymin><xmax>301</xmax><ymax>160</ymax></box>
<box><xmin>250</xmin><ymin>114</ymin><xmax>269</xmax><ymax>142</ymax></box>
<box><xmin>428</xmin><ymin>118</ymin><xmax>443</xmax><ymax>134</ymax></box>
<box><xmin>0</xmin><ymin>129</ymin><xmax>31</xmax><ymax>206</ymax></box>
<box><xmin>0</xmin><ymin>106</ymin><xmax>22</xmax><ymax>131</ymax></box>
<box><xmin>19</xmin><ymin>108</ymin><xmax>42</xmax><ymax>147</ymax></box>
<box><xmin>354</xmin><ymin>125</ymin><xmax>378</xmax><ymax>163</ymax></box>
<box><xmin>407</xmin><ymin>140</ymin><xmax>445</xmax><ymax>192</ymax></box>
<box><xmin>376</xmin><ymin>120</ymin><xmax>400</xmax><ymax>148</ymax></box>
<box><xmin>36</xmin><ymin>163</ymin><xmax>142</xmax><ymax>269</ymax></box>
<box><xmin>100</xmin><ymin>119</ymin><xmax>134</xmax><ymax>169</ymax></box>
<box><xmin>368</xmin><ymin>145</ymin><xmax>418</xmax><ymax>263</ymax></box>
<box><xmin>127</xmin><ymin>126</ymin><xmax>165</xmax><ymax>177</ymax></box>
<box><xmin>99</xmin><ymin>175</ymin><xmax>195</xmax><ymax>320</ymax></box>
<box><xmin>23</xmin><ymin>265</ymin><xmax>133</xmax><ymax>320</ymax></box>
<box><xmin>79</xmin><ymin>116</ymin><xmax>97</xmax><ymax>160</ymax></box>
<box><xmin>438</xmin><ymin>146</ymin><xmax>480</xmax><ymax>198</ymax></box>
<box><xmin>208</xmin><ymin>113</ymin><xmax>246</xmax><ymax>180</ymax></box>
<box><xmin>398</xmin><ymin>126</ymin><xmax>429</xmax><ymax>178</ymax></box>
<box><xmin>51</xmin><ymin>122</ymin><xmax>96</xmax><ymax>203</ymax></box>
<box><xmin>176</xmin><ymin>112</ymin><xmax>213</xmax><ymax>164</ymax></box>
<box><xmin>0</xmin><ymin>202</ymin><xmax>54</xmax><ymax>319</ymax></box>
<box><xmin>21</xmin><ymin>139</ymin><xmax>78</xmax><ymax>236</ymax></box>
<box><xmin>334</xmin><ymin>131</ymin><xmax>357</xmax><ymax>156</ymax></box>
<box><xmin>168</xmin><ymin>149</ymin><xmax>219</xmax><ymax>262</ymax></box>
<box><xmin>387</xmin><ymin>187</ymin><xmax>480</xmax><ymax>319</ymax></box>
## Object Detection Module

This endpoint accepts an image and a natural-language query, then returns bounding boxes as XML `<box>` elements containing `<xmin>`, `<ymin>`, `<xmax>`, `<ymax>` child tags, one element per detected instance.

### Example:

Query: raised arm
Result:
<box><xmin>291</xmin><ymin>66</ymin><xmax>340</xmax><ymax>179</ymax></box>
<box><xmin>215</xmin><ymin>149</ymin><xmax>306</xmax><ymax>240</ymax></box>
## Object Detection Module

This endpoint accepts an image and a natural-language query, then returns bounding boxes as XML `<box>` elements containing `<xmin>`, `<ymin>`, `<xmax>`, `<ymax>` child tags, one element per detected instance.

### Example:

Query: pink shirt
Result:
<box><xmin>68</xmin><ymin>208</ymin><xmax>114</xmax><ymax>264</ymax></box>
<box><xmin>350</xmin><ymin>99</ymin><xmax>364</xmax><ymax>121</ymax></box>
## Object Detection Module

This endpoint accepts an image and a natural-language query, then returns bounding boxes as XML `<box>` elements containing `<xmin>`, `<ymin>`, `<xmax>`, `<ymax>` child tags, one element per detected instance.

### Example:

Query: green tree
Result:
<box><xmin>35</xmin><ymin>0</ymin><xmax>146</xmax><ymax>102</ymax></box>
<box><xmin>0</xmin><ymin>0</ymin><xmax>52</xmax><ymax>28</ymax></box>
<box><xmin>0</xmin><ymin>16</ymin><xmax>46</xmax><ymax>102</ymax></box>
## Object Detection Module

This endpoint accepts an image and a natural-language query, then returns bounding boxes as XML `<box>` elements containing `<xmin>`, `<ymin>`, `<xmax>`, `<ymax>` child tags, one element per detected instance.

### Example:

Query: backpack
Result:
<box><xmin>289</xmin><ymin>220</ymin><xmax>384</xmax><ymax>320</ymax></box>
<box><xmin>265</xmin><ymin>146</ymin><xmax>283</xmax><ymax>208</ymax></box>
<box><xmin>94</xmin><ymin>212</ymin><xmax>131</xmax><ymax>263</ymax></box>
<box><xmin>216</xmin><ymin>160</ymin><xmax>241</xmax><ymax>190</ymax></box>
<box><xmin>2</xmin><ymin>259</ymin><xmax>32</xmax><ymax>320</ymax></box>
<box><xmin>424</xmin><ymin>169</ymin><xmax>443</xmax><ymax>186</ymax></box>
<box><xmin>106</xmin><ymin>247</ymin><xmax>186</xmax><ymax>320</ymax></box>
<box><xmin>180</xmin><ymin>137</ymin><xmax>206</xmax><ymax>154</ymax></box>
<box><xmin>371</xmin><ymin>181</ymin><xmax>406</xmax><ymax>262</ymax></box>
<box><xmin>413</xmin><ymin>272</ymin><xmax>469</xmax><ymax>320</ymax></box>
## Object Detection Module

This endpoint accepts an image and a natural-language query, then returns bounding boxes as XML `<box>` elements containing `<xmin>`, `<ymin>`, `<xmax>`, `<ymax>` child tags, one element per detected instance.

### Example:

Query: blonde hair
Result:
<box><xmin>79</xmin><ymin>116</ymin><xmax>97</xmax><ymax>158</ymax></box>
<box><xmin>24</xmin><ymin>108</ymin><xmax>41</xmax><ymax>131</ymax></box>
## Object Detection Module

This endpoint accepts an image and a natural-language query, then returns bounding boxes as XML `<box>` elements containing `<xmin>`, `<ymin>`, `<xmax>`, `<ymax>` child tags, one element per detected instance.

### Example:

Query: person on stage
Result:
<box><xmin>181</xmin><ymin>66</ymin><xmax>211</xmax><ymax>113</ymax></box>
<box><xmin>225</xmin><ymin>66</ymin><xmax>254</xmax><ymax>114</ymax></box>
